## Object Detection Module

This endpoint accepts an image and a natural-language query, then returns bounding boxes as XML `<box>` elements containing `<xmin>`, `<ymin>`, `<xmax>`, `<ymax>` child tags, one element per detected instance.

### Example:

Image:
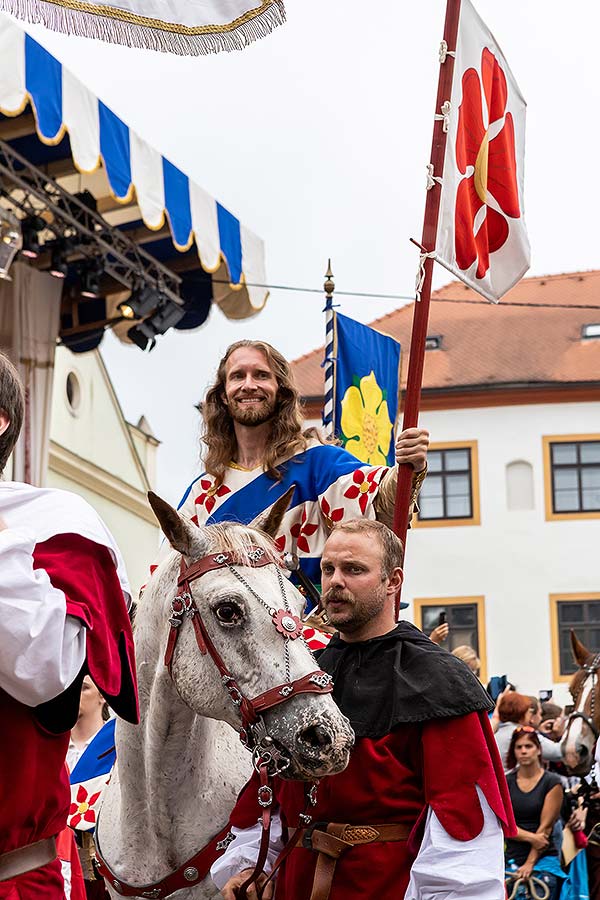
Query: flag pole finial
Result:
<box><xmin>324</xmin><ymin>259</ymin><xmax>335</xmax><ymax>297</ymax></box>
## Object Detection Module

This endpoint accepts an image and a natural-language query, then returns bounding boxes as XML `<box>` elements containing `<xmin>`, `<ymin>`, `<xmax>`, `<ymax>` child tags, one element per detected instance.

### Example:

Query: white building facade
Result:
<box><xmin>46</xmin><ymin>345</ymin><xmax>160</xmax><ymax>596</ymax></box>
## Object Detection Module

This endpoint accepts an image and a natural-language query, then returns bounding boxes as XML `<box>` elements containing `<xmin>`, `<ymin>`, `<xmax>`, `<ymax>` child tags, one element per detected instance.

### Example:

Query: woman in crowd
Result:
<box><xmin>493</xmin><ymin>691</ymin><xmax>563</xmax><ymax>770</ymax></box>
<box><xmin>505</xmin><ymin>726</ymin><xmax>564</xmax><ymax>899</ymax></box>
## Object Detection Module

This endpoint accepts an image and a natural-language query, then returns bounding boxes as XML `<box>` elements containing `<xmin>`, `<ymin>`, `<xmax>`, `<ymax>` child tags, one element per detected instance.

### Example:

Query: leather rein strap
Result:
<box><xmin>94</xmin><ymin>824</ymin><xmax>233</xmax><ymax>899</ymax></box>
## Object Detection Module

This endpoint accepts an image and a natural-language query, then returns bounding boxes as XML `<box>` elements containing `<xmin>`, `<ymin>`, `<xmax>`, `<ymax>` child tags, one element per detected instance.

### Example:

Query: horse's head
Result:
<box><xmin>561</xmin><ymin>630</ymin><xmax>600</xmax><ymax>775</ymax></box>
<box><xmin>147</xmin><ymin>489</ymin><xmax>354</xmax><ymax>781</ymax></box>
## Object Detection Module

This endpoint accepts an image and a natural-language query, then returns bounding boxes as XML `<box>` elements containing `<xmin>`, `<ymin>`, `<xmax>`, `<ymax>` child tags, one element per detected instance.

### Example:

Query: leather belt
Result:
<box><xmin>0</xmin><ymin>836</ymin><xmax>58</xmax><ymax>882</ymax></box>
<box><xmin>299</xmin><ymin>822</ymin><xmax>410</xmax><ymax>900</ymax></box>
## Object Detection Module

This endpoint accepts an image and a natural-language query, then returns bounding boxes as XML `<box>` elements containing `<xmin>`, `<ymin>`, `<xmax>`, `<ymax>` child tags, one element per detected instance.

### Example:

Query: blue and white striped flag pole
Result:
<box><xmin>321</xmin><ymin>260</ymin><xmax>336</xmax><ymax>437</ymax></box>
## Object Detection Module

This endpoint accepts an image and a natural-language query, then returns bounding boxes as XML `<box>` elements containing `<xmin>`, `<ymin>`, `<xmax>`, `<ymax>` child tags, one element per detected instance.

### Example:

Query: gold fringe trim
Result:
<box><xmin>0</xmin><ymin>0</ymin><xmax>286</xmax><ymax>55</ymax></box>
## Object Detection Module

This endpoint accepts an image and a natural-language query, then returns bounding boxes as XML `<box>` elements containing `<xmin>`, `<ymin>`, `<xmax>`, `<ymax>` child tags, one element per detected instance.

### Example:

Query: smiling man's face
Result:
<box><xmin>223</xmin><ymin>347</ymin><xmax>279</xmax><ymax>426</ymax></box>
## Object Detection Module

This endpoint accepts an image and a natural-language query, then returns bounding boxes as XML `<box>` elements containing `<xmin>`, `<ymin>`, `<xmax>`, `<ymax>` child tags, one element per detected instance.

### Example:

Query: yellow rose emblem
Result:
<box><xmin>340</xmin><ymin>371</ymin><xmax>393</xmax><ymax>466</ymax></box>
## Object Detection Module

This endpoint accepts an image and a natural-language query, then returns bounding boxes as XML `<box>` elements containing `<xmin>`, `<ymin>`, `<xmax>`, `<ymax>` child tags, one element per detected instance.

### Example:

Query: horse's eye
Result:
<box><xmin>215</xmin><ymin>602</ymin><xmax>242</xmax><ymax>625</ymax></box>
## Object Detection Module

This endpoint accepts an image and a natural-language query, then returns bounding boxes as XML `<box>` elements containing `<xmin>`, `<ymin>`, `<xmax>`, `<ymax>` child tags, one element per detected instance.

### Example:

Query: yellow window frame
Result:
<box><xmin>413</xmin><ymin>595</ymin><xmax>487</xmax><ymax>683</ymax></box>
<box><xmin>549</xmin><ymin>592</ymin><xmax>600</xmax><ymax>683</ymax></box>
<box><xmin>543</xmin><ymin>434</ymin><xmax>600</xmax><ymax>521</ymax></box>
<box><xmin>413</xmin><ymin>440</ymin><xmax>481</xmax><ymax>529</ymax></box>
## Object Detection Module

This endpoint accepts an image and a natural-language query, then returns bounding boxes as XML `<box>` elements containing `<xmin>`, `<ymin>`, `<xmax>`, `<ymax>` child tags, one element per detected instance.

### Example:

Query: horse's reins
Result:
<box><xmin>97</xmin><ymin>546</ymin><xmax>334</xmax><ymax>900</ymax></box>
<box><xmin>505</xmin><ymin>872</ymin><xmax>550</xmax><ymax>900</ymax></box>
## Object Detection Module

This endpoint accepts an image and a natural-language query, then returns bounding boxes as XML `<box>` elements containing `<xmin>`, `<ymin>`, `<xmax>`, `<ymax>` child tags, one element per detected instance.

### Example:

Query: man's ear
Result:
<box><xmin>386</xmin><ymin>567</ymin><xmax>404</xmax><ymax>596</ymax></box>
<box><xmin>0</xmin><ymin>410</ymin><xmax>10</xmax><ymax>438</ymax></box>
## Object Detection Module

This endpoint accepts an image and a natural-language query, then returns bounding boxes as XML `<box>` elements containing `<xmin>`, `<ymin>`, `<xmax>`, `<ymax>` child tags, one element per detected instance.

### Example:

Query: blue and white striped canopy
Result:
<box><xmin>0</xmin><ymin>13</ymin><xmax>268</xmax><ymax>326</ymax></box>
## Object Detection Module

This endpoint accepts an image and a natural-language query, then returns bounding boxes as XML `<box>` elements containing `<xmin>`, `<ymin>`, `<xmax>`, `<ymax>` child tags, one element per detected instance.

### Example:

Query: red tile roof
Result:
<box><xmin>291</xmin><ymin>270</ymin><xmax>600</xmax><ymax>397</ymax></box>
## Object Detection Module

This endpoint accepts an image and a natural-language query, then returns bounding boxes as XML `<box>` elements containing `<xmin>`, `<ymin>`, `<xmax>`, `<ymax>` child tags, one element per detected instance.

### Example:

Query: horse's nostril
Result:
<box><xmin>579</xmin><ymin>744</ymin><xmax>589</xmax><ymax>758</ymax></box>
<box><xmin>299</xmin><ymin>724</ymin><xmax>333</xmax><ymax>749</ymax></box>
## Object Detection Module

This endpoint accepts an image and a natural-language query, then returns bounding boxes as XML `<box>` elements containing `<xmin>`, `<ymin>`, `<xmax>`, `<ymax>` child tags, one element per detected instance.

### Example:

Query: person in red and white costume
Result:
<box><xmin>213</xmin><ymin>518</ymin><xmax>516</xmax><ymax>900</ymax></box>
<box><xmin>0</xmin><ymin>352</ymin><xmax>138</xmax><ymax>900</ymax></box>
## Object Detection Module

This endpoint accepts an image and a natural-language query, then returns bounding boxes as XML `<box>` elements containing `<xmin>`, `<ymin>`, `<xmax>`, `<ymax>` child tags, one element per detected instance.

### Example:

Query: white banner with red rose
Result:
<box><xmin>0</xmin><ymin>0</ymin><xmax>285</xmax><ymax>55</ymax></box>
<box><xmin>434</xmin><ymin>0</ymin><xmax>530</xmax><ymax>303</ymax></box>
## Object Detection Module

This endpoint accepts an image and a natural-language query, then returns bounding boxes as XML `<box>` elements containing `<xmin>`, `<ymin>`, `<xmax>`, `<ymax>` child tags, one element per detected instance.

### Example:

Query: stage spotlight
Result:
<box><xmin>126</xmin><ymin>298</ymin><xmax>184</xmax><ymax>351</ymax></box>
<box><xmin>118</xmin><ymin>285</ymin><xmax>160</xmax><ymax>320</ymax></box>
<box><xmin>0</xmin><ymin>210</ymin><xmax>22</xmax><ymax>281</ymax></box>
<box><xmin>147</xmin><ymin>297</ymin><xmax>185</xmax><ymax>335</ymax></box>
<box><xmin>50</xmin><ymin>242</ymin><xmax>69</xmax><ymax>279</ymax></box>
<box><xmin>80</xmin><ymin>259</ymin><xmax>103</xmax><ymax>298</ymax></box>
<box><xmin>21</xmin><ymin>215</ymin><xmax>45</xmax><ymax>260</ymax></box>
<box><xmin>127</xmin><ymin>321</ymin><xmax>156</xmax><ymax>351</ymax></box>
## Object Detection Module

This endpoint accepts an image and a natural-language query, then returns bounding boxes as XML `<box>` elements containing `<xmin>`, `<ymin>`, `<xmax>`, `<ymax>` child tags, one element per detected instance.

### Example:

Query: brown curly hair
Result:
<box><xmin>201</xmin><ymin>340</ymin><xmax>324</xmax><ymax>488</ymax></box>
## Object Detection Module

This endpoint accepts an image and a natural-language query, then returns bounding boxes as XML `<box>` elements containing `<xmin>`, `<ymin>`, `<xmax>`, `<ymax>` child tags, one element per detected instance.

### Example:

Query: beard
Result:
<box><xmin>322</xmin><ymin>586</ymin><xmax>387</xmax><ymax>634</ymax></box>
<box><xmin>227</xmin><ymin>394</ymin><xmax>277</xmax><ymax>426</ymax></box>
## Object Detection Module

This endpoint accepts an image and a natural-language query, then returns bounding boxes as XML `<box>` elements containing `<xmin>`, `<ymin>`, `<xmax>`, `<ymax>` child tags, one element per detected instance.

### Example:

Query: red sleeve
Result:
<box><xmin>33</xmin><ymin>533</ymin><xmax>138</xmax><ymax>725</ymax></box>
<box><xmin>422</xmin><ymin>711</ymin><xmax>516</xmax><ymax>840</ymax></box>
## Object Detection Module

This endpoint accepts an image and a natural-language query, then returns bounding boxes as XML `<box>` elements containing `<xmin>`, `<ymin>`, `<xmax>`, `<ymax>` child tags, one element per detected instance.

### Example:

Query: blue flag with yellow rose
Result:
<box><xmin>333</xmin><ymin>313</ymin><xmax>401</xmax><ymax>467</ymax></box>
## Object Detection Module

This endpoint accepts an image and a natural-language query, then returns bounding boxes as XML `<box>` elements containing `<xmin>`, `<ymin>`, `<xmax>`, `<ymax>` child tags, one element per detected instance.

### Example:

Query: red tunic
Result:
<box><xmin>0</xmin><ymin>534</ymin><xmax>138</xmax><ymax>900</ymax></box>
<box><xmin>231</xmin><ymin>711</ymin><xmax>515</xmax><ymax>899</ymax></box>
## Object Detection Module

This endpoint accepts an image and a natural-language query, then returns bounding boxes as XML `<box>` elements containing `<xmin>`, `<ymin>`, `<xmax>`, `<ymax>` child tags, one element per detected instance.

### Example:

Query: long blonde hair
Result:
<box><xmin>201</xmin><ymin>340</ymin><xmax>322</xmax><ymax>488</ymax></box>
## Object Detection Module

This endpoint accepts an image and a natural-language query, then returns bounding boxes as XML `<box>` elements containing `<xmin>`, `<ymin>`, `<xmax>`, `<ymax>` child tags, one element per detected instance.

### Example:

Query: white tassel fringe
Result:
<box><xmin>0</xmin><ymin>0</ymin><xmax>286</xmax><ymax>56</ymax></box>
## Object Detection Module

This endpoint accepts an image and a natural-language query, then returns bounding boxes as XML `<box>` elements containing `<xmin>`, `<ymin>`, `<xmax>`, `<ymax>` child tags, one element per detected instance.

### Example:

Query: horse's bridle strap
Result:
<box><xmin>178</xmin><ymin>549</ymin><xmax>274</xmax><ymax>586</ymax></box>
<box><xmin>165</xmin><ymin>550</ymin><xmax>335</xmax><ymax>737</ymax></box>
<box><xmin>95</xmin><ymin>822</ymin><xmax>233</xmax><ymax>898</ymax></box>
<box><xmin>252</xmin><ymin>671</ymin><xmax>333</xmax><ymax>714</ymax></box>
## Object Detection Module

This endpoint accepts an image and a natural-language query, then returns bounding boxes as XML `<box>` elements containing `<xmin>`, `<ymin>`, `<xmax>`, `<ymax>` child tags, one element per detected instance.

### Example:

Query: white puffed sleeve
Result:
<box><xmin>0</xmin><ymin>527</ymin><xmax>86</xmax><ymax>706</ymax></box>
<box><xmin>405</xmin><ymin>786</ymin><xmax>505</xmax><ymax>899</ymax></box>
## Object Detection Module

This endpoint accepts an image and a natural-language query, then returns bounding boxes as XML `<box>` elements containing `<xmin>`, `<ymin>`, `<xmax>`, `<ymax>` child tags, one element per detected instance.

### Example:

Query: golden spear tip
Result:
<box><xmin>324</xmin><ymin>259</ymin><xmax>335</xmax><ymax>295</ymax></box>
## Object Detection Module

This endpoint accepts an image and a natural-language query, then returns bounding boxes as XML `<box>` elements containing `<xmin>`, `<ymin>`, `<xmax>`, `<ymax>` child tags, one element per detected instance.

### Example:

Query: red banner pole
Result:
<box><xmin>393</xmin><ymin>0</ymin><xmax>462</xmax><ymax>615</ymax></box>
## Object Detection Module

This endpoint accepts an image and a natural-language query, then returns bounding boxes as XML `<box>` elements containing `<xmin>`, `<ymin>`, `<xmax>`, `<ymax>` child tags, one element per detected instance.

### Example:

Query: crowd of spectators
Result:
<box><xmin>444</xmin><ymin>644</ymin><xmax>597</xmax><ymax>900</ymax></box>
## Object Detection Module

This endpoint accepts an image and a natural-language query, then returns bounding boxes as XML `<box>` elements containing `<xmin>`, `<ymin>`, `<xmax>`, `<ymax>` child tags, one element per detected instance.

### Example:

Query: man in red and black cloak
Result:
<box><xmin>0</xmin><ymin>351</ymin><xmax>138</xmax><ymax>899</ymax></box>
<box><xmin>212</xmin><ymin>517</ymin><xmax>515</xmax><ymax>899</ymax></box>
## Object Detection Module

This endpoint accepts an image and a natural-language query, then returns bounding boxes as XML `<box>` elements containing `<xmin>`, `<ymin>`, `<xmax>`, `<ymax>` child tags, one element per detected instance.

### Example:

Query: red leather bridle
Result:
<box><xmin>165</xmin><ymin>545</ymin><xmax>334</xmax><ymax>766</ymax></box>
<box><xmin>97</xmin><ymin>545</ymin><xmax>333</xmax><ymax>900</ymax></box>
<box><xmin>167</xmin><ymin>545</ymin><xmax>333</xmax><ymax>899</ymax></box>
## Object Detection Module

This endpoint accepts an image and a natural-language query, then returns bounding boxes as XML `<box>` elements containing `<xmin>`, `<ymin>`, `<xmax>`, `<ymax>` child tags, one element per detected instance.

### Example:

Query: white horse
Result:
<box><xmin>96</xmin><ymin>490</ymin><xmax>354</xmax><ymax>899</ymax></box>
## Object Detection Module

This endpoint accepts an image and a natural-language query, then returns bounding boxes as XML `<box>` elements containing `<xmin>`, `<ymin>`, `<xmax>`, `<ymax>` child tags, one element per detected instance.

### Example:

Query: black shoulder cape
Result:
<box><xmin>316</xmin><ymin>622</ymin><xmax>493</xmax><ymax>738</ymax></box>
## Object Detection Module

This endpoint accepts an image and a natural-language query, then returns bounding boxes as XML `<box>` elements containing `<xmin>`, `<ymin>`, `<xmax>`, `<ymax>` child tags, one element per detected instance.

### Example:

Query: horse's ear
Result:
<box><xmin>148</xmin><ymin>492</ymin><xmax>207</xmax><ymax>557</ymax></box>
<box><xmin>571</xmin><ymin>629</ymin><xmax>591</xmax><ymax>667</ymax></box>
<box><xmin>250</xmin><ymin>485</ymin><xmax>296</xmax><ymax>538</ymax></box>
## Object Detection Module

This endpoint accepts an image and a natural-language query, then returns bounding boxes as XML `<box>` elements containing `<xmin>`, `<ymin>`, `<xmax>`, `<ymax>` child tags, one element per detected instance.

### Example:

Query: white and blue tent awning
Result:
<box><xmin>0</xmin><ymin>13</ymin><xmax>268</xmax><ymax>350</ymax></box>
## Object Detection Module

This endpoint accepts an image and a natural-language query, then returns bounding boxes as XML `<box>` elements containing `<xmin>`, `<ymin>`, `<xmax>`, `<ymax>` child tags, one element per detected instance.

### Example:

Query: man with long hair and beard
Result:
<box><xmin>177</xmin><ymin>340</ymin><xmax>429</xmax><ymax>623</ymax></box>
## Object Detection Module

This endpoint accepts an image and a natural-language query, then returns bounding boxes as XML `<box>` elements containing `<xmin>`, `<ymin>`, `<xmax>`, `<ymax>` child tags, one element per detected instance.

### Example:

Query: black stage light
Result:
<box><xmin>80</xmin><ymin>259</ymin><xmax>103</xmax><ymax>298</ymax></box>
<box><xmin>127</xmin><ymin>322</ymin><xmax>155</xmax><ymax>351</ymax></box>
<box><xmin>118</xmin><ymin>285</ymin><xmax>160</xmax><ymax>320</ymax></box>
<box><xmin>147</xmin><ymin>297</ymin><xmax>185</xmax><ymax>335</ymax></box>
<box><xmin>21</xmin><ymin>215</ymin><xmax>45</xmax><ymax>260</ymax></box>
<box><xmin>49</xmin><ymin>241</ymin><xmax>69</xmax><ymax>279</ymax></box>
<box><xmin>127</xmin><ymin>298</ymin><xmax>184</xmax><ymax>351</ymax></box>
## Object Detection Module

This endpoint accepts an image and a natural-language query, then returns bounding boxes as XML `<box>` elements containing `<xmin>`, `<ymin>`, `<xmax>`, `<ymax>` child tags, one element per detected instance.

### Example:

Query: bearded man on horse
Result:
<box><xmin>213</xmin><ymin>518</ymin><xmax>516</xmax><ymax>900</ymax></box>
<box><xmin>177</xmin><ymin>340</ymin><xmax>429</xmax><ymax>597</ymax></box>
<box><xmin>0</xmin><ymin>351</ymin><xmax>138</xmax><ymax>899</ymax></box>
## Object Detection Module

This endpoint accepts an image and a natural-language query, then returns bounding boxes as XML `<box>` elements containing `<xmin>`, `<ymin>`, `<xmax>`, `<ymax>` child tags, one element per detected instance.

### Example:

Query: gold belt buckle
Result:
<box><xmin>342</xmin><ymin>826</ymin><xmax>379</xmax><ymax>844</ymax></box>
